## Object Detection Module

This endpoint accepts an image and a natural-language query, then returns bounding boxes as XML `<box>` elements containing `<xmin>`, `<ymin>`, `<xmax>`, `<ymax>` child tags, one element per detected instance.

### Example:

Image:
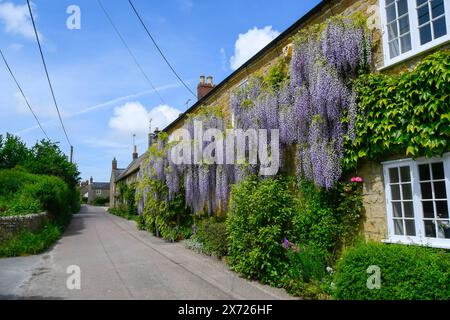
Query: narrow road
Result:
<box><xmin>0</xmin><ymin>206</ymin><xmax>292</xmax><ymax>300</ymax></box>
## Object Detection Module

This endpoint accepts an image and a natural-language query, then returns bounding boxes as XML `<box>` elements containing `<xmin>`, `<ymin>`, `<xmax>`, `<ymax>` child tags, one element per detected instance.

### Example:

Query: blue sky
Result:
<box><xmin>0</xmin><ymin>0</ymin><xmax>321</xmax><ymax>182</ymax></box>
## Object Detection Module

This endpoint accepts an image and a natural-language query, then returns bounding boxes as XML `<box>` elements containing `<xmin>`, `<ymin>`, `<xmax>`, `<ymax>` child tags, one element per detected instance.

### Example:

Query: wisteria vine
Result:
<box><xmin>137</xmin><ymin>16</ymin><xmax>373</xmax><ymax>224</ymax></box>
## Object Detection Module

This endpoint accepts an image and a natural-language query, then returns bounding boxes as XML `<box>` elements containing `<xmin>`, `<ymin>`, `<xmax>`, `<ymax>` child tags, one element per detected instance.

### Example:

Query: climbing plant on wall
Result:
<box><xmin>231</xmin><ymin>16</ymin><xmax>372</xmax><ymax>189</ymax></box>
<box><xmin>343</xmin><ymin>50</ymin><xmax>450</xmax><ymax>170</ymax></box>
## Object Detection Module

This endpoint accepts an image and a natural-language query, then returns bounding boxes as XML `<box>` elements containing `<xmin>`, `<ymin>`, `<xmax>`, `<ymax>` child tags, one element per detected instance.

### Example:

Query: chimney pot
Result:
<box><xmin>197</xmin><ymin>75</ymin><xmax>215</xmax><ymax>101</ymax></box>
<box><xmin>133</xmin><ymin>145</ymin><xmax>138</xmax><ymax>160</ymax></box>
<box><xmin>112</xmin><ymin>157</ymin><xmax>118</xmax><ymax>171</ymax></box>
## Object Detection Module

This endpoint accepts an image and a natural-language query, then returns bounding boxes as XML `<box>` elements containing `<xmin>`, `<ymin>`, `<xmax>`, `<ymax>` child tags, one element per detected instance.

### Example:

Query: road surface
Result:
<box><xmin>0</xmin><ymin>205</ymin><xmax>292</xmax><ymax>300</ymax></box>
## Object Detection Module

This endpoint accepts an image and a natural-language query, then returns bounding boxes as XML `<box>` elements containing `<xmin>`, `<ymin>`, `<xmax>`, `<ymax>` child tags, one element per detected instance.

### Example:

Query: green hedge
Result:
<box><xmin>334</xmin><ymin>243</ymin><xmax>450</xmax><ymax>300</ymax></box>
<box><xmin>0</xmin><ymin>169</ymin><xmax>79</xmax><ymax>220</ymax></box>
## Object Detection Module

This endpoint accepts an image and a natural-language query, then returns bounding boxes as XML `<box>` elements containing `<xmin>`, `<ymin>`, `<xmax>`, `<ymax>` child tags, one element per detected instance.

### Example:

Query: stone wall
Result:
<box><xmin>358</xmin><ymin>161</ymin><xmax>388</xmax><ymax>242</ymax></box>
<box><xmin>0</xmin><ymin>212</ymin><xmax>49</xmax><ymax>242</ymax></box>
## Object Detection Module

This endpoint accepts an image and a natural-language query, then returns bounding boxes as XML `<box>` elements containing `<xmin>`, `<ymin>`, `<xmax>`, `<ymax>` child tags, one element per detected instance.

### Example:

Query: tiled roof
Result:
<box><xmin>91</xmin><ymin>182</ymin><xmax>110</xmax><ymax>190</ymax></box>
<box><xmin>116</xmin><ymin>152</ymin><xmax>148</xmax><ymax>182</ymax></box>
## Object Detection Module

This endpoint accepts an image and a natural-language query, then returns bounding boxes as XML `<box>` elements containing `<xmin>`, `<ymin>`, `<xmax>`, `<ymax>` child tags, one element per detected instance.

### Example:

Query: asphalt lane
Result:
<box><xmin>0</xmin><ymin>205</ymin><xmax>293</xmax><ymax>300</ymax></box>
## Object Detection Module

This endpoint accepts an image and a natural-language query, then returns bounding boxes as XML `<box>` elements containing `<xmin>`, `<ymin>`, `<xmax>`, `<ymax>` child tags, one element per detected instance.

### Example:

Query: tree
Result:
<box><xmin>0</xmin><ymin>134</ymin><xmax>30</xmax><ymax>170</ymax></box>
<box><xmin>25</xmin><ymin>140</ymin><xmax>80</xmax><ymax>188</ymax></box>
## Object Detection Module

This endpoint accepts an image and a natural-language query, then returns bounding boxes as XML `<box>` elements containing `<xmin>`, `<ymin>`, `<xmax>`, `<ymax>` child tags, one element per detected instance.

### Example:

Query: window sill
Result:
<box><xmin>378</xmin><ymin>37</ymin><xmax>450</xmax><ymax>72</ymax></box>
<box><xmin>382</xmin><ymin>237</ymin><xmax>450</xmax><ymax>250</ymax></box>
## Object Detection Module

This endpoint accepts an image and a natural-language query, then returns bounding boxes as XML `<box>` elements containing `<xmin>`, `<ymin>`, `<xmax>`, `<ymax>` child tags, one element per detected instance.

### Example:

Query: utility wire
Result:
<box><xmin>128</xmin><ymin>0</ymin><xmax>197</xmax><ymax>99</ymax></box>
<box><xmin>27</xmin><ymin>0</ymin><xmax>72</xmax><ymax>147</ymax></box>
<box><xmin>97</xmin><ymin>0</ymin><xmax>166</xmax><ymax>105</ymax></box>
<box><xmin>0</xmin><ymin>48</ymin><xmax>49</xmax><ymax>140</ymax></box>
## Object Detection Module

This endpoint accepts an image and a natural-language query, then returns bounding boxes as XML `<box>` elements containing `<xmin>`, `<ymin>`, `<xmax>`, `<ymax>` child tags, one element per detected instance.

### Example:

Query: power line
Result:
<box><xmin>128</xmin><ymin>0</ymin><xmax>197</xmax><ymax>99</ymax></box>
<box><xmin>26</xmin><ymin>0</ymin><xmax>72</xmax><ymax>147</ymax></box>
<box><xmin>0</xmin><ymin>48</ymin><xmax>49</xmax><ymax>140</ymax></box>
<box><xmin>97</xmin><ymin>0</ymin><xmax>166</xmax><ymax>105</ymax></box>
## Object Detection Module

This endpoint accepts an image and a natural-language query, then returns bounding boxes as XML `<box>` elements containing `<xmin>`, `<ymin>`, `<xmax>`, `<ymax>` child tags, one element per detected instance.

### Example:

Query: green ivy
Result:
<box><xmin>344</xmin><ymin>50</ymin><xmax>450</xmax><ymax>169</ymax></box>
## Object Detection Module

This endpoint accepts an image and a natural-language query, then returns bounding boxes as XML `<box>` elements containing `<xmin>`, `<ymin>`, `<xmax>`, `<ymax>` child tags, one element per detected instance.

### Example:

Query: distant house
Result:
<box><xmin>79</xmin><ymin>177</ymin><xmax>110</xmax><ymax>205</ymax></box>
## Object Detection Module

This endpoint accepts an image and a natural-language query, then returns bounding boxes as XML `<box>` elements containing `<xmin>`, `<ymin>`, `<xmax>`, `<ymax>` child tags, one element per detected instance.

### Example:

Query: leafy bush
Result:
<box><xmin>0</xmin><ymin>222</ymin><xmax>61</xmax><ymax>257</ymax></box>
<box><xmin>226</xmin><ymin>176</ymin><xmax>364</xmax><ymax>296</ymax></box>
<box><xmin>192</xmin><ymin>219</ymin><xmax>228</xmax><ymax>258</ymax></box>
<box><xmin>0</xmin><ymin>169</ymin><xmax>79</xmax><ymax>220</ymax></box>
<box><xmin>334</xmin><ymin>243</ymin><xmax>450</xmax><ymax>300</ymax></box>
<box><xmin>108</xmin><ymin>206</ymin><xmax>139</xmax><ymax>222</ymax></box>
<box><xmin>293</xmin><ymin>181</ymin><xmax>363</xmax><ymax>255</ymax></box>
<box><xmin>227</xmin><ymin>176</ymin><xmax>296</xmax><ymax>284</ymax></box>
<box><xmin>92</xmin><ymin>196</ymin><xmax>109</xmax><ymax>207</ymax></box>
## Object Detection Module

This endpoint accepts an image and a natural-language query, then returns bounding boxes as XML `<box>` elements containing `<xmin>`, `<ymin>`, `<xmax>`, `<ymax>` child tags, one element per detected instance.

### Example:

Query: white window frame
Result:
<box><xmin>380</xmin><ymin>0</ymin><xmax>450</xmax><ymax>68</ymax></box>
<box><xmin>96</xmin><ymin>190</ymin><xmax>102</xmax><ymax>196</ymax></box>
<box><xmin>382</xmin><ymin>153</ymin><xmax>450</xmax><ymax>249</ymax></box>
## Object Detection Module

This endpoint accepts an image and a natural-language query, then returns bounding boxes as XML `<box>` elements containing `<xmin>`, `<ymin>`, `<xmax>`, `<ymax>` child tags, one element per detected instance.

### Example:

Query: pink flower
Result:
<box><xmin>351</xmin><ymin>177</ymin><xmax>364</xmax><ymax>183</ymax></box>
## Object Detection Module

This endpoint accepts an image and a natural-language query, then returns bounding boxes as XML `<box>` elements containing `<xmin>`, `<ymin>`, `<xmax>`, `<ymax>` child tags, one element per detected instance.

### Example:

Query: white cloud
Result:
<box><xmin>230</xmin><ymin>26</ymin><xmax>280</xmax><ymax>70</ymax></box>
<box><xmin>0</xmin><ymin>1</ymin><xmax>41</xmax><ymax>40</ymax></box>
<box><xmin>108</xmin><ymin>102</ymin><xmax>181</xmax><ymax>137</ymax></box>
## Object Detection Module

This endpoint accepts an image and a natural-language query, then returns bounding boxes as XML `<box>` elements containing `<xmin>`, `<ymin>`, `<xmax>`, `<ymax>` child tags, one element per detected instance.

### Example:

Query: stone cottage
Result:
<box><xmin>136</xmin><ymin>0</ymin><xmax>450</xmax><ymax>249</ymax></box>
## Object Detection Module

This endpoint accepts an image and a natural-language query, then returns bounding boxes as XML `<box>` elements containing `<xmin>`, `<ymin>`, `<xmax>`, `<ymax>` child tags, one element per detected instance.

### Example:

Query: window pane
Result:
<box><xmin>387</xmin><ymin>0</ymin><xmax>395</xmax><ymax>5</ymax></box>
<box><xmin>404</xmin><ymin>202</ymin><xmax>415</xmax><ymax>218</ymax></box>
<box><xmin>432</xmin><ymin>163</ymin><xmax>445</xmax><ymax>180</ymax></box>
<box><xmin>387</xmin><ymin>4</ymin><xmax>397</xmax><ymax>23</ymax></box>
<box><xmin>436</xmin><ymin>201</ymin><xmax>449</xmax><ymax>219</ymax></box>
<box><xmin>433</xmin><ymin>17</ymin><xmax>447</xmax><ymax>39</ymax></box>
<box><xmin>405</xmin><ymin>220</ymin><xmax>416</xmax><ymax>236</ymax></box>
<box><xmin>420</xmin><ymin>24</ymin><xmax>433</xmax><ymax>44</ymax></box>
<box><xmin>418</xmin><ymin>3</ymin><xmax>431</xmax><ymax>26</ymax></box>
<box><xmin>390</xmin><ymin>39</ymin><xmax>400</xmax><ymax>58</ymax></box>
<box><xmin>421</xmin><ymin>183</ymin><xmax>433</xmax><ymax>199</ymax></box>
<box><xmin>401</xmin><ymin>34</ymin><xmax>412</xmax><ymax>53</ymax></box>
<box><xmin>438</xmin><ymin>221</ymin><xmax>450</xmax><ymax>239</ymax></box>
<box><xmin>397</xmin><ymin>0</ymin><xmax>409</xmax><ymax>16</ymax></box>
<box><xmin>402</xmin><ymin>184</ymin><xmax>413</xmax><ymax>200</ymax></box>
<box><xmin>400</xmin><ymin>166</ymin><xmax>411</xmax><ymax>182</ymax></box>
<box><xmin>423</xmin><ymin>201</ymin><xmax>435</xmax><ymax>218</ymax></box>
<box><xmin>419</xmin><ymin>164</ymin><xmax>431</xmax><ymax>181</ymax></box>
<box><xmin>388</xmin><ymin>22</ymin><xmax>399</xmax><ymax>40</ymax></box>
<box><xmin>390</xmin><ymin>167</ymin><xmax>400</xmax><ymax>183</ymax></box>
<box><xmin>417</xmin><ymin>0</ymin><xmax>428</xmax><ymax>6</ymax></box>
<box><xmin>434</xmin><ymin>181</ymin><xmax>447</xmax><ymax>199</ymax></box>
<box><xmin>392</xmin><ymin>185</ymin><xmax>401</xmax><ymax>200</ymax></box>
<box><xmin>431</xmin><ymin>0</ymin><xmax>445</xmax><ymax>18</ymax></box>
<box><xmin>425</xmin><ymin>220</ymin><xmax>437</xmax><ymax>237</ymax></box>
<box><xmin>394</xmin><ymin>219</ymin><xmax>404</xmax><ymax>235</ymax></box>
<box><xmin>393</xmin><ymin>202</ymin><xmax>403</xmax><ymax>217</ymax></box>
<box><xmin>399</xmin><ymin>15</ymin><xmax>410</xmax><ymax>35</ymax></box>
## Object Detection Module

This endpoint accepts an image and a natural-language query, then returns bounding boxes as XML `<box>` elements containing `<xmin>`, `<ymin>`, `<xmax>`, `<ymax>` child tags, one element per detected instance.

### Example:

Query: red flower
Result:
<box><xmin>351</xmin><ymin>177</ymin><xmax>364</xmax><ymax>183</ymax></box>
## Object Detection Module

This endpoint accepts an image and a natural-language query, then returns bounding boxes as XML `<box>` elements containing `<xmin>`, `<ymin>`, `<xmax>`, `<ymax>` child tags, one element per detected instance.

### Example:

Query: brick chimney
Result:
<box><xmin>112</xmin><ymin>158</ymin><xmax>117</xmax><ymax>171</ymax></box>
<box><xmin>133</xmin><ymin>145</ymin><xmax>138</xmax><ymax>160</ymax></box>
<box><xmin>197</xmin><ymin>75</ymin><xmax>215</xmax><ymax>101</ymax></box>
<box><xmin>90</xmin><ymin>177</ymin><xmax>93</xmax><ymax>184</ymax></box>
